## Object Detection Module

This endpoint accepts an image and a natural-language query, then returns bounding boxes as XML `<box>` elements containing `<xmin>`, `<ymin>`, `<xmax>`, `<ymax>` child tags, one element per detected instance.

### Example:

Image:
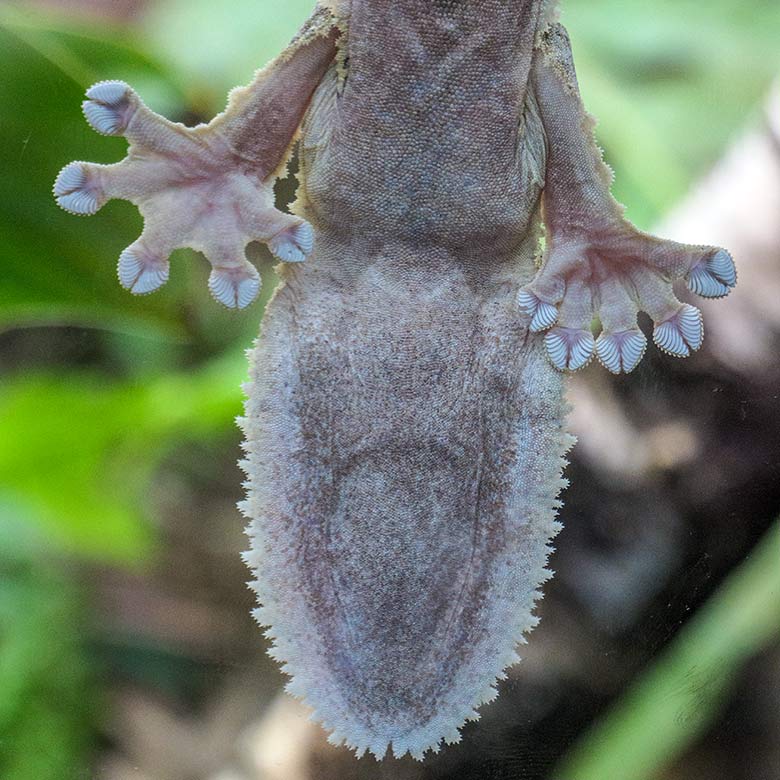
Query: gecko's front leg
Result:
<box><xmin>53</xmin><ymin>8</ymin><xmax>338</xmax><ymax>308</ymax></box>
<box><xmin>520</xmin><ymin>23</ymin><xmax>737</xmax><ymax>372</ymax></box>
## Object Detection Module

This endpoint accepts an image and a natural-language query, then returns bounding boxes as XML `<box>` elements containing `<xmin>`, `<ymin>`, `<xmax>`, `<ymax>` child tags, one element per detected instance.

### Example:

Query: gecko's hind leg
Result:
<box><xmin>520</xmin><ymin>23</ymin><xmax>736</xmax><ymax>372</ymax></box>
<box><xmin>54</xmin><ymin>12</ymin><xmax>338</xmax><ymax>309</ymax></box>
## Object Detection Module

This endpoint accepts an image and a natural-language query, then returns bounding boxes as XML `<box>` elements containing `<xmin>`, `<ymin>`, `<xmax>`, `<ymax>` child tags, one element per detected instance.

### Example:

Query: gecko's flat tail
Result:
<box><xmin>238</xmin><ymin>268</ymin><xmax>574</xmax><ymax>761</ymax></box>
<box><xmin>250</xmin><ymin>575</ymin><xmax>541</xmax><ymax>761</ymax></box>
<box><xmin>240</xmin><ymin>314</ymin><xmax>574</xmax><ymax>759</ymax></box>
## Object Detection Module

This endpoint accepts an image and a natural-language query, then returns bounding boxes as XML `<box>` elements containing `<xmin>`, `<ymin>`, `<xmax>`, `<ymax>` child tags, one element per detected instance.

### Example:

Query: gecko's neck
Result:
<box><xmin>345</xmin><ymin>0</ymin><xmax>543</xmax><ymax>151</ymax></box>
<box><xmin>348</xmin><ymin>0</ymin><xmax>543</xmax><ymax>92</ymax></box>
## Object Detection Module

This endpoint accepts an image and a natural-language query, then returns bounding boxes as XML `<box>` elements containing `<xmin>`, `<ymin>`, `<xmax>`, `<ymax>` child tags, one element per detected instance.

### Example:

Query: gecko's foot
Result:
<box><xmin>55</xmin><ymin>81</ymin><xmax>315</xmax><ymax>308</ymax></box>
<box><xmin>518</xmin><ymin>230</ymin><xmax>736</xmax><ymax>373</ymax></box>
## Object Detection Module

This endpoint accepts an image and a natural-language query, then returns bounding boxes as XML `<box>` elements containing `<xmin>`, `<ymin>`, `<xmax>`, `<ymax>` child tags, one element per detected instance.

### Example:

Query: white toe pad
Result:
<box><xmin>518</xmin><ymin>289</ymin><xmax>559</xmax><ymax>333</ymax></box>
<box><xmin>653</xmin><ymin>304</ymin><xmax>703</xmax><ymax>358</ymax></box>
<box><xmin>208</xmin><ymin>265</ymin><xmax>261</xmax><ymax>309</ymax></box>
<box><xmin>54</xmin><ymin>162</ymin><xmax>104</xmax><ymax>216</ymax></box>
<box><xmin>596</xmin><ymin>328</ymin><xmax>647</xmax><ymax>374</ymax></box>
<box><xmin>545</xmin><ymin>327</ymin><xmax>595</xmax><ymax>371</ymax></box>
<box><xmin>268</xmin><ymin>222</ymin><xmax>314</xmax><ymax>263</ymax></box>
<box><xmin>82</xmin><ymin>80</ymin><xmax>133</xmax><ymax>136</ymax></box>
<box><xmin>686</xmin><ymin>249</ymin><xmax>737</xmax><ymax>299</ymax></box>
<box><xmin>118</xmin><ymin>247</ymin><xmax>170</xmax><ymax>295</ymax></box>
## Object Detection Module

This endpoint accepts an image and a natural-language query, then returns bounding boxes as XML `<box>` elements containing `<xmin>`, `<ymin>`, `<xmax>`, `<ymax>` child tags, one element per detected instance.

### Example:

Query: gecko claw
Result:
<box><xmin>653</xmin><ymin>304</ymin><xmax>703</xmax><ymax>358</ymax></box>
<box><xmin>595</xmin><ymin>328</ymin><xmax>647</xmax><ymax>374</ymax></box>
<box><xmin>544</xmin><ymin>327</ymin><xmax>595</xmax><ymax>371</ymax></box>
<box><xmin>208</xmin><ymin>265</ymin><xmax>261</xmax><ymax>309</ymax></box>
<box><xmin>518</xmin><ymin>289</ymin><xmax>558</xmax><ymax>332</ymax></box>
<box><xmin>54</xmin><ymin>161</ymin><xmax>105</xmax><ymax>215</ymax></box>
<box><xmin>118</xmin><ymin>247</ymin><xmax>170</xmax><ymax>295</ymax></box>
<box><xmin>82</xmin><ymin>80</ymin><xmax>136</xmax><ymax>136</ymax></box>
<box><xmin>268</xmin><ymin>221</ymin><xmax>314</xmax><ymax>263</ymax></box>
<box><xmin>686</xmin><ymin>249</ymin><xmax>737</xmax><ymax>299</ymax></box>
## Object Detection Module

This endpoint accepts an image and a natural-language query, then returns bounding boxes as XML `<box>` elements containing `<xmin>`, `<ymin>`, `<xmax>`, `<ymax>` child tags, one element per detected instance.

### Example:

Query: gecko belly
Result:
<box><xmin>239</xmin><ymin>252</ymin><xmax>571</xmax><ymax>759</ymax></box>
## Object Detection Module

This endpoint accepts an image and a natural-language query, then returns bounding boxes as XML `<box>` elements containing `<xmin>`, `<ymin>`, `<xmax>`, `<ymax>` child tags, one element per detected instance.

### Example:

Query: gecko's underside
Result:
<box><xmin>54</xmin><ymin>0</ymin><xmax>736</xmax><ymax>760</ymax></box>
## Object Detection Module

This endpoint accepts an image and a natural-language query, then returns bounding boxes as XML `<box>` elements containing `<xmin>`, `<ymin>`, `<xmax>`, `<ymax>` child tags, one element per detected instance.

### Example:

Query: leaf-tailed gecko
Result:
<box><xmin>53</xmin><ymin>0</ymin><xmax>736</xmax><ymax>761</ymax></box>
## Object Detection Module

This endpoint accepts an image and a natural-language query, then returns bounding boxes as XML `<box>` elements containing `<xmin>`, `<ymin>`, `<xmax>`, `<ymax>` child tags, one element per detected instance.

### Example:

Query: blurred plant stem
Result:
<box><xmin>554</xmin><ymin>520</ymin><xmax>780</xmax><ymax>780</ymax></box>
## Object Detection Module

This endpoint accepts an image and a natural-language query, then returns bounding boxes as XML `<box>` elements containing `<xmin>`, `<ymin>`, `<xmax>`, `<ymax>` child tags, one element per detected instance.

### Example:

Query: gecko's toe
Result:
<box><xmin>518</xmin><ymin>289</ymin><xmax>559</xmax><ymax>333</ymax></box>
<box><xmin>118</xmin><ymin>246</ymin><xmax>170</xmax><ymax>295</ymax></box>
<box><xmin>595</xmin><ymin>328</ymin><xmax>647</xmax><ymax>374</ymax></box>
<box><xmin>544</xmin><ymin>327</ymin><xmax>595</xmax><ymax>371</ymax></box>
<box><xmin>686</xmin><ymin>249</ymin><xmax>737</xmax><ymax>299</ymax></box>
<box><xmin>653</xmin><ymin>304</ymin><xmax>703</xmax><ymax>358</ymax></box>
<box><xmin>82</xmin><ymin>80</ymin><xmax>136</xmax><ymax>136</ymax></box>
<box><xmin>208</xmin><ymin>265</ymin><xmax>261</xmax><ymax>309</ymax></box>
<box><xmin>268</xmin><ymin>221</ymin><xmax>314</xmax><ymax>263</ymax></box>
<box><xmin>54</xmin><ymin>161</ymin><xmax>106</xmax><ymax>215</ymax></box>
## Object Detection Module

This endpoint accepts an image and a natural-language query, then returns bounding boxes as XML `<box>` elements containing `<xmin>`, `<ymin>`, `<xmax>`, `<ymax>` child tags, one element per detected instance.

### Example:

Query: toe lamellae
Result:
<box><xmin>82</xmin><ymin>80</ymin><xmax>135</xmax><ymax>136</ymax></box>
<box><xmin>595</xmin><ymin>329</ymin><xmax>647</xmax><ymax>374</ymax></box>
<box><xmin>544</xmin><ymin>327</ymin><xmax>595</xmax><ymax>372</ymax></box>
<box><xmin>653</xmin><ymin>304</ymin><xmax>703</xmax><ymax>358</ymax></box>
<box><xmin>118</xmin><ymin>248</ymin><xmax>170</xmax><ymax>295</ymax></box>
<box><xmin>208</xmin><ymin>266</ymin><xmax>262</xmax><ymax>310</ymax></box>
<box><xmin>517</xmin><ymin>290</ymin><xmax>559</xmax><ymax>333</ymax></box>
<box><xmin>53</xmin><ymin>162</ymin><xmax>105</xmax><ymax>216</ymax></box>
<box><xmin>686</xmin><ymin>249</ymin><xmax>737</xmax><ymax>299</ymax></box>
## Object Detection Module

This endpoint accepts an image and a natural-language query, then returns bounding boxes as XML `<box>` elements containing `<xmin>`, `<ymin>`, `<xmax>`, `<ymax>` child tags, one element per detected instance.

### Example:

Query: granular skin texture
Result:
<box><xmin>241</xmin><ymin>2</ymin><xmax>569</xmax><ymax>758</ymax></box>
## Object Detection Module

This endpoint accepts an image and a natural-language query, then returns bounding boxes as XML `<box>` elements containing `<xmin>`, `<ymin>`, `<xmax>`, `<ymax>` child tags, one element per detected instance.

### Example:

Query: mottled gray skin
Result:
<box><xmin>304</xmin><ymin>0</ymin><xmax>543</xmax><ymax>250</ymax></box>
<box><xmin>243</xmin><ymin>263</ymin><xmax>568</xmax><ymax>757</ymax></box>
<box><xmin>54</xmin><ymin>0</ymin><xmax>735</xmax><ymax>761</ymax></box>
<box><xmin>242</xmin><ymin>0</ymin><xmax>567</xmax><ymax>759</ymax></box>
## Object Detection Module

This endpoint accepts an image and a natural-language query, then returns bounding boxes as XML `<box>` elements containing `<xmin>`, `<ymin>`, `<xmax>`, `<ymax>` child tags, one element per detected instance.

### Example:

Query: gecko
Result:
<box><xmin>53</xmin><ymin>0</ymin><xmax>736</xmax><ymax>761</ymax></box>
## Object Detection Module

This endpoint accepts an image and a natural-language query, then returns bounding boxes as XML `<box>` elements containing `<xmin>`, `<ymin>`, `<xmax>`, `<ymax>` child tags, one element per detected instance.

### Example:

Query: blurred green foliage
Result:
<box><xmin>0</xmin><ymin>0</ymin><xmax>778</xmax><ymax>778</ymax></box>
<box><xmin>0</xmin><ymin>516</ymin><xmax>93</xmax><ymax>780</ymax></box>
<box><xmin>0</xmin><ymin>355</ymin><xmax>246</xmax><ymax>561</ymax></box>
<box><xmin>566</xmin><ymin>0</ymin><xmax>780</xmax><ymax>224</ymax></box>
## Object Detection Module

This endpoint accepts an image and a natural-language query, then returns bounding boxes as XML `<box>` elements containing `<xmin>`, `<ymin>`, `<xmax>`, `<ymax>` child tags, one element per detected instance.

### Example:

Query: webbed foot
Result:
<box><xmin>518</xmin><ymin>231</ymin><xmax>736</xmax><ymax>373</ymax></box>
<box><xmin>526</xmin><ymin>22</ymin><xmax>736</xmax><ymax>372</ymax></box>
<box><xmin>54</xmin><ymin>81</ymin><xmax>314</xmax><ymax>309</ymax></box>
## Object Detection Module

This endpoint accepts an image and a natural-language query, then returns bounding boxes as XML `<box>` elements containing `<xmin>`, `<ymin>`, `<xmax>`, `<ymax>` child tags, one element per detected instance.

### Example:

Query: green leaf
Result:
<box><xmin>0</xmin><ymin>352</ymin><xmax>246</xmax><ymax>562</ymax></box>
<box><xmin>140</xmin><ymin>0</ymin><xmax>316</xmax><ymax>102</ymax></box>
<box><xmin>567</xmin><ymin>0</ymin><xmax>780</xmax><ymax>226</ymax></box>
<box><xmin>0</xmin><ymin>4</ymin><xmax>285</xmax><ymax>351</ymax></box>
